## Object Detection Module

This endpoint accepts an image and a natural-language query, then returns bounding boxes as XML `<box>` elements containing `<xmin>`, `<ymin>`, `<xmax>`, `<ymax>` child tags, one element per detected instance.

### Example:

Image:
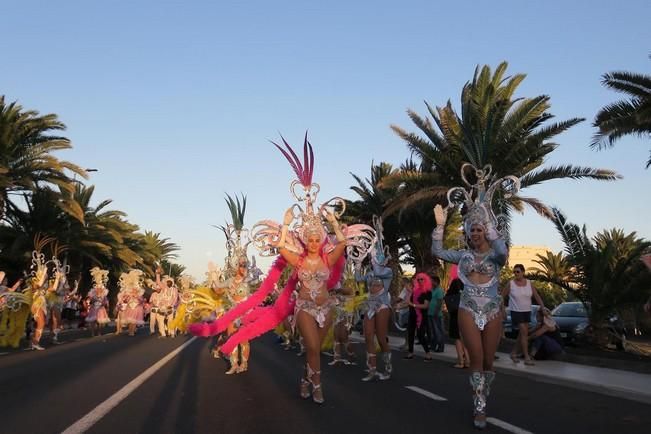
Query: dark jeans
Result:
<box><xmin>428</xmin><ymin>315</ymin><xmax>445</xmax><ymax>350</ymax></box>
<box><xmin>531</xmin><ymin>335</ymin><xmax>563</xmax><ymax>360</ymax></box>
<box><xmin>407</xmin><ymin>307</ymin><xmax>431</xmax><ymax>353</ymax></box>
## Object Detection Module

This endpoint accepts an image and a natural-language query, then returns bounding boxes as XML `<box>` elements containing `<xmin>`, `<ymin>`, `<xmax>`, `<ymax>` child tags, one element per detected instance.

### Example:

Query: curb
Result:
<box><xmin>350</xmin><ymin>335</ymin><xmax>651</xmax><ymax>405</ymax></box>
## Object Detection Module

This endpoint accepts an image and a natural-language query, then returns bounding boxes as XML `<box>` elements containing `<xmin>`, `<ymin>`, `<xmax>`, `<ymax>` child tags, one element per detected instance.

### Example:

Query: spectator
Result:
<box><xmin>528</xmin><ymin>308</ymin><xmax>564</xmax><ymax>360</ymax></box>
<box><xmin>428</xmin><ymin>276</ymin><xmax>445</xmax><ymax>352</ymax></box>
<box><xmin>445</xmin><ymin>278</ymin><xmax>469</xmax><ymax>368</ymax></box>
<box><xmin>405</xmin><ymin>272</ymin><xmax>433</xmax><ymax>361</ymax></box>
<box><xmin>502</xmin><ymin>264</ymin><xmax>545</xmax><ymax>366</ymax></box>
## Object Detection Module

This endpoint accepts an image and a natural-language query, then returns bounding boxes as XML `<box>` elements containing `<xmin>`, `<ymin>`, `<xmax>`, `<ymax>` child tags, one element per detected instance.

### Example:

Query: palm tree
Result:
<box><xmin>592</xmin><ymin>59</ymin><xmax>651</xmax><ymax>168</ymax></box>
<box><xmin>0</xmin><ymin>184</ymin><xmax>144</xmax><ymax>288</ymax></box>
<box><xmin>61</xmin><ymin>184</ymin><xmax>146</xmax><ymax>285</ymax></box>
<box><xmin>529</xmin><ymin>251</ymin><xmax>571</xmax><ymax>306</ymax></box>
<box><xmin>531</xmin><ymin>251</ymin><xmax>571</xmax><ymax>283</ymax></box>
<box><xmin>386</xmin><ymin>62</ymin><xmax>619</xmax><ymax>235</ymax></box>
<box><xmin>160</xmin><ymin>259</ymin><xmax>186</xmax><ymax>280</ymax></box>
<box><xmin>0</xmin><ymin>96</ymin><xmax>86</xmax><ymax>218</ymax></box>
<box><xmin>0</xmin><ymin>188</ymin><xmax>70</xmax><ymax>272</ymax></box>
<box><xmin>137</xmin><ymin>231</ymin><xmax>180</xmax><ymax>276</ymax></box>
<box><xmin>543</xmin><ymin>209</ymin><xmax>651</xmax><ymax>345</ymax></box>
<box><xmin>346</xmin><ymin>162</ymin><xmax>403</xmax><ymax>267</ymax></box>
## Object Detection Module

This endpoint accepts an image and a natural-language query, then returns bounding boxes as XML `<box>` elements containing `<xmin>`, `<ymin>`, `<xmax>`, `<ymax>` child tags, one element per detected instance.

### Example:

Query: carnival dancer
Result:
<box><xmin>168</xmin><ymin>274</ymin><xmax>200</xmax><ymax>336</ymax></box>
<box><xmin>154</xmin><ymin>269</ymin><xmax>179</xmax><ymax>338</ymax></box>
<box><xmin>0</xmin><ymin>272</ymin><xmax>26</xmax><ymax>348</ymax></box>
<box><xmin>355</xmin><ymin>215</ymin><xmax>394</xmax><ymax>381</ymax></box>
<box><xmin>209</xmin><ymin>194</ymin><xmax>259</xmax><ymax>373</ymax></box>
<box><xmin>46</xmin><ymin>257</ymin><xmax>69</xmax><ymax>343</ymax></box>
<box><xmin>190</xmin><ymin>134</ymin><xmax>376</xmax><ymax>404</ymax></box>
<box><xmin>431</xmin><ymin>163</ymin><xmax>519</xmax><ymax>429</ymax></box>
<box><xmin>114</xmin><ymin>286</ymin><xmax>127</xmax><ymax>335</ymax></box>
<box><xmin>61</xmin><ymin>279</ymin><xmax>81</xmax><ymax>330</ymax></box>
<box><xmin>147</xmin><ymin>278</ymin><xmax>161</xmax><ymax>335</ymax></box>
<box><xmin>118</xmin><ymin>270</ymin><xmax>145</xmax><ymax>336</ymax></box>
<box><xmin>29</xmin><ymin>249</ymin><xmax>60</xmax><ymax>350</ymax></box>
<box><xmin>327</xmin><ymin>273</ymin><xmax>355</xmax><ymax>366</ymax></box>
<box><xmin>86</xmin><ymin>267</ymin><xmax>110</xmax><ymax>337</ymax></box>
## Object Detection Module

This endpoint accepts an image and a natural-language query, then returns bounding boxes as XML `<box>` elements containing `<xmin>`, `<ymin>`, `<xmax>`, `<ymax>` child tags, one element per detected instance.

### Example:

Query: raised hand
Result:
<box><xmin>433</xmin><ymin>204</ymin><xmax>448</xmax><ymax>227</ymax></box>
<box><xmin>324</xmin><ymin>210</ymin><xmax>337</xmax><ymax>224</ymax></box>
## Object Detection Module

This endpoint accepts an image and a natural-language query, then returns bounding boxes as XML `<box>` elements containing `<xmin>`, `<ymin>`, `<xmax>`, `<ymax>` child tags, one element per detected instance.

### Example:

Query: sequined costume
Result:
<box><xmin>294</xmin><ymin>266</ymin><xmax>336</xmax><ymax>328</ymax></box>
<box><xmin>431</xmin><ymin>231</ymin><xmax>507</xmax><ymax>330</ymax></box>
<box><xmin>430</xmin><ymin>162</ymin><xmax>520</xmax><ymax>426</ymax></box>
<box><xmin>189</xmin><ymin>135</ymin><xmax>375</xmax><ymax>404</ymax></box>
<box><xmin>86</xmin><ymin>286</ymin><xmax>110</xmax><ymax>324</ymax></box>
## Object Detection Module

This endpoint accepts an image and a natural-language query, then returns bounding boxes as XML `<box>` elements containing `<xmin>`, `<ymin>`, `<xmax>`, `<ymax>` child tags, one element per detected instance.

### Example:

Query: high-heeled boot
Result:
<box><xmin>237</xmin><ymin>342</ymin><xmax>249</xmax><ymax>373</ymax></box>
<box><xmin>225</xmin><ymin>348</ymin><xmax>240</xmax><ymax>375</ymax></box>
<box><xmin>470</xmin><ymin>371</ymin><xmax>487</xmax><ymax>429</ymax></box>
<box><xmin>306</xmin><ymin>363</ymin><xmax>324</xmax><ymax>404</ymax></box>
<box><xmin>378</xmin><ymin>352</ymin><xmax>392</xmax><ymax>380</ymax></box>
<box><xmin>361</xmin><ymin>353</ymin><xmax>378</xmax><ymax>381</ymax></box>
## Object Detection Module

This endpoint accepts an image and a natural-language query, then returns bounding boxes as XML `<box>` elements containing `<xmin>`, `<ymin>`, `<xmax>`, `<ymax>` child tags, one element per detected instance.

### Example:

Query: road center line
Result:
<box><xmin>487</xmin><ymin>417</ymin><xmax>534</xmax><ymax>434</ymax></box>
<box><xmin>61</xmin><ymin>336</ymin><xmax>197</xmax><ymax>434</ymax></box>
<box><xmin>405</xmin><ymin>385</ymin><xmax>448</xmax><ymax>401</ymax></box>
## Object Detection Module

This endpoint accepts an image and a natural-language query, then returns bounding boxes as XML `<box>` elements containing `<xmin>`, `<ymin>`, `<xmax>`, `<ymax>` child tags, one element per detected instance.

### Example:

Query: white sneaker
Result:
<box><xmin>31</xmin><ymin>344</ymin><xmax>45</xmax><ymax>351</ymax></box>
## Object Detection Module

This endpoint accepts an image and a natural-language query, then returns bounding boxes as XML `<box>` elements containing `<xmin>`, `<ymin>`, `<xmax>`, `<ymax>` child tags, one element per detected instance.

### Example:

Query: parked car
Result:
<box><xmin>552</xmin><ymin>302</ymin><xmax>589</xmax><ymax>345</ymax></box>
<box><xmin>503</xmin><ymin>305</ymin><xmax>540</xmax><ymax>339</ymax></box>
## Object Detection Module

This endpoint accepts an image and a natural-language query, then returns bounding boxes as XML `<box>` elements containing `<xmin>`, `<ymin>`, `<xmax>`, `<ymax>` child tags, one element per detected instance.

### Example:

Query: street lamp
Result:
<box><xmin>73</xmin><ymin>168</ymin><xmax>98</xmax><ymax>182</ymax></box>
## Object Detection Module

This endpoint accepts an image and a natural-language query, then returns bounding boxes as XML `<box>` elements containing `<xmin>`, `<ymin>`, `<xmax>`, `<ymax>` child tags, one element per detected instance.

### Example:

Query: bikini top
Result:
<box><xmin>458</xmin><ymin>251</ymin><xmax>498</xmax><ymax>278</ymax></box>
<box><xmin>298</xmin><ymin>268</ymin><xmax>330</xmax><ymax>292</ymax></box>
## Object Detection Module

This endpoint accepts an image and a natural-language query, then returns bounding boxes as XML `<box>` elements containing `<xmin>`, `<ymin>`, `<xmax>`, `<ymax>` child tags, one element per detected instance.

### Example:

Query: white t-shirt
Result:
<box><xmin>508</xmin><ymin>279</ymin><xmax>533</xmax><ymax>312</ymax></box>
<box><xmin>398</xmin><ymin>287</ymin><xmax>410</xmax><ymax>301</ymax></box>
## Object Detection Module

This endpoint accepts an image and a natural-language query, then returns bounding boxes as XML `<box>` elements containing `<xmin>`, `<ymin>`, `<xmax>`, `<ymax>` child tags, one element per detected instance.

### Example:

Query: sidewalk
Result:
<box><xmin>351</xmin><ymin>334</ymin><xmax>651</xmax><ymax>405</ymax></box>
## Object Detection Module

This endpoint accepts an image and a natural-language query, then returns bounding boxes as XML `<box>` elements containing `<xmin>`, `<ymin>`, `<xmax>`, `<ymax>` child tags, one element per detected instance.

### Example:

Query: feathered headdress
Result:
<box><xmin>29</xmin><ymin>234</ymin><xmax>54</xmax><ymax>287</ymax></box>
<box><xmin>90</xmin><ymin>267</ymin><xmax>109</xmax><ymax>292</ymax></box>
<box><xmin>218</xmin><ymin>193</ymin><xmax>253</xmax><ymax>277</ymax></box>
<box><xmin>251</xmin><ymin>133</ymin><xmax>376</xmax><ymax>268</ymax></box>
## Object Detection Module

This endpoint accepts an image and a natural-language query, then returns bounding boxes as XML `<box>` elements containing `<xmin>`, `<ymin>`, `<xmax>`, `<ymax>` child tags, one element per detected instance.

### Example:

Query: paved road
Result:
<box><xmin>1</xmin><ymin>331</ymin><xmax>649</xmax><ymax>434</ymax></box>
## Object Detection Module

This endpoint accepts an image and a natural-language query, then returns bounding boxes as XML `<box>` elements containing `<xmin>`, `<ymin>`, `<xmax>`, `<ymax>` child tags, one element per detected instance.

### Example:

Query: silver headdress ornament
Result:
<box><xmin>251</xmin><ymin>133</ymin><xmax>376</xmax><ymax>268</ymax></box>
<box><xmin>446</xmin><ymin>163</ymin><xmax>520</xmax><ymax>239</ymax></box>
<box><xmin>370</xmin><ymin>215</ymin><xmax>391</xmax><ymax>266</ymax></box>
<box><xmin>217</xmin><ymin>193</ymin><xmax>254</xmax><ymax>278</ymax></box>
<box><xmin>29</xmin><ymin>234</ymin><xmax>54</xmax><ymax>287</ymax></box>
<box><xmin>50</xmin><ymin>255</ymin><xmax>70</xmax><ymax>287</ymax></box>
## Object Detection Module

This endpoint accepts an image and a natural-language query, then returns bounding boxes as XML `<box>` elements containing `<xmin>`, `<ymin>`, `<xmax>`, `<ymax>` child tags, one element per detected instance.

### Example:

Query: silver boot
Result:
<box><xmin>361</xmin><ymin>353</ymin><xmax>378</xmax><ymax>381</ymax></box>
<box><xmin>378</xmin><ymin>352</ymin><xmax>392</xmax><ymax>380</ymax></box>
<box><xmin>470</xmin><ymin>371</ymin><xmax>487</xmax><ymax>429</ymax></box>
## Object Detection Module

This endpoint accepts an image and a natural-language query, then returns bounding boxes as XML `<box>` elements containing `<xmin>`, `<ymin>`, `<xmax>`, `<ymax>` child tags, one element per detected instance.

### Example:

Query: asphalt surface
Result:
<box><xmin>1</xmin><ymin>330</ymin><xmax>649</xmax><ymax>434</ymax></box>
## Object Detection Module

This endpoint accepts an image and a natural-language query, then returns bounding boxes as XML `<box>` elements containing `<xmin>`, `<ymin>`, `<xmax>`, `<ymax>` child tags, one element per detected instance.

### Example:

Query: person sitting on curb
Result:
<box><xmin>528</xmin><ymin>308</ymin><xmax>564</xmax><ymax>361</ymax></box>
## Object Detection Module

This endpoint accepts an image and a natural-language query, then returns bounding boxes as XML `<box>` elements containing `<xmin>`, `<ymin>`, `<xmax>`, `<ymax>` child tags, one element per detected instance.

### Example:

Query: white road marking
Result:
<box><xmin>61</xmin><ymin>337</ymin><xmax>197</xmax><ymax>434</ymax></box>
<box><xmin>0</xmin><ymin>352</ymin><xmax>8</xmax><ymax>356</ymax></box>
<box><xmin>405</xmin><ymin>385</ymin><xmax>448</xmax><ymax>401</ymax></box>
<box><xmin>406</xmin><ymin>386</ymin><xmax>534</xmax><ymax>433</ymax></box>
<box><xmin>487</xmin><ymin>417</ymin><xmax>534</xmax><ymax>434</ymax></box>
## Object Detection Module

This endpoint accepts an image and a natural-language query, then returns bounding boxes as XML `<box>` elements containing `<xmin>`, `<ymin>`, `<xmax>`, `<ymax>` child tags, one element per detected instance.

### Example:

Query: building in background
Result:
<box><xmin>508</xmin><ymin>245</ymin><xmax>551</xmax><ymax>270</ymax></box>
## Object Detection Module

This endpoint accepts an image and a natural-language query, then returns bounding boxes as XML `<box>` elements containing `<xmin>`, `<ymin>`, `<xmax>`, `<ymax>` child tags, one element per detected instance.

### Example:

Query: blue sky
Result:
<box><xmin>2</xmin><ymin>1</ymin><xmax>650</xmax><ymax>279</ymax></box>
